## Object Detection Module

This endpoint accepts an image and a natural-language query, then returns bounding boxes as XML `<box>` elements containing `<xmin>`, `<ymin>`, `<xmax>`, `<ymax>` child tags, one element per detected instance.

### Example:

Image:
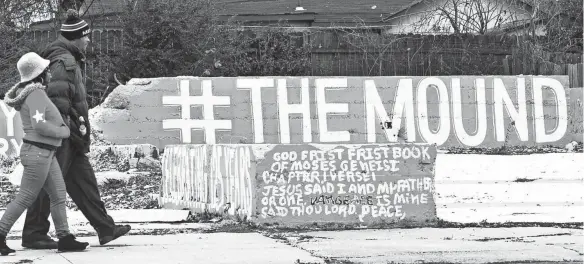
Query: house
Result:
<box><xmin>209</xmin><ymin>0</ymin><xmax>413</xmax><ymax>28</ymax></box>
<box><xmin>380</xmin><ymin>0</ymin><xmax>569</xmax><ymax>36</ymax></box>
<box><xmin>29</xmin><ymin>0</ymin><xmax>557</xmax><ymax>36</ymax></box>
<box><xmin>30</xmin><ymin>0</ymin><xmax>420</xmax><ymax>31</ymax></box>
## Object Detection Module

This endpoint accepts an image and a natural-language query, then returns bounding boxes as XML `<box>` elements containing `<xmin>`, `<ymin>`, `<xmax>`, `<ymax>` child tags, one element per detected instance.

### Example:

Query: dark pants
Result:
<box><xmin>21</xmin><ymin>139</ymin><xmax>115</xmax><ymax>242</ymax></box>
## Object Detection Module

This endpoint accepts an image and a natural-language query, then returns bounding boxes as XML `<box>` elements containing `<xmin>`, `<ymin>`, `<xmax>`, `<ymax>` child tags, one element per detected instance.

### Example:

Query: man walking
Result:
<box><xmin>21</xmin><ymin>9</ymin><xmax>131</xmax><ymax>249</ymax></box>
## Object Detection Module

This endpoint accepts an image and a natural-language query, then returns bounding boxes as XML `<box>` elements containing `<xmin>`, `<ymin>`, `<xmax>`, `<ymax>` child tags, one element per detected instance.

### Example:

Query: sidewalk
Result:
<box><xmin>277</xmin><ymin>227</ymin><xmax>583</xmax><ymax>264</ymax></box>
<box><xmin>1</xmin><ymin>232</ymin><xmax>322</xmax><ymax>264</ymax></box>
<box><xmin>1</xmin><ymin>225</ymin><xmax>582</xmax><ymax>264</ymax></box>
<box><xmin>0</xmin><ymin>209</ymin><xmax>193</xmax><ymax>240</ymax></box>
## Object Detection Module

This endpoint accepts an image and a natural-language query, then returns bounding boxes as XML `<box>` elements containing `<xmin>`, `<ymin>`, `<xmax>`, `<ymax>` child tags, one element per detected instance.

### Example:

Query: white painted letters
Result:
<box><xmin>236</xmin><ymin>78</ymin><xmax>273</xmax><ymax>143</ymax></box>
<box><xmin>277</xmin><ymin>78</ymin><xmax>312</xmax><ymax>143</ymax></box>
<box><xmin>0</xmin><ymin>101</ymin><xmax>17</xmax><ymax>137</ymax></box>
<box><xmin>533</xmin><ymin>77</ymin><xmax>568</xmax><ymax>143</ymax></box>
<box><xmin>364</xmin><ymin>79</ymin><xmax>415</xmax><ymax>143</ymax></box>
<box><xmin>493</xmin><ymin>78</ymin><xmax>528</xmax><ymax>142</ymax></box>
<box><xmin>159</xmin><ymin>76</ymin><xmax>571</xmax><ymax>147</ymax></box>
<box><xmin>417</xmin><ymin>77</ymin><xmax>451</xmax><ymax>145</ymax></box>
<box><xmin>316</xmin><ymin>78</ymin><xmax>350</xmax><ymax>142</ymax></box>
<box><xmin>451</xmin><ymin>78</ymin><xmax>487</xmax><ymax>147</ymax></box>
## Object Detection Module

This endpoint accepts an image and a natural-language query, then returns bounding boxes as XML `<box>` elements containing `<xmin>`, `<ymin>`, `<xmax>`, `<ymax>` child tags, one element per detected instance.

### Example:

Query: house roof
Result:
<box><xmin>78</xmin><ymin>0</ymin><xmax>133</xmax><ymax>17</ymax></box>
<box><xmin>382</xmin><ymin>0</ymin><xmax>565</xmax><ymax>22</ymax></box>
<box><xmin>78</xmin><ymin>0</ymin><xmax>416</xmax><ymax>24</ymax></box>
<box><xmin>216</xmin><ymin>0</ymin><xmax>411</xmax><ymax>15</ymax></box>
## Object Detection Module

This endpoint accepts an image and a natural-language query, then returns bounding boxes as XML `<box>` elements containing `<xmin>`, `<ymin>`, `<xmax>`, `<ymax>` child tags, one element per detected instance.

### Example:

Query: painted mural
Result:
<box><xmin>159</xmin><ymin>143</ymin><xmax>438</xmax><ymax>225</ymax></box>
<box><xmin>254</xmin><ymin>144</ymin><xmax>437</xmax><ymax>225</ymax></box>
<box><xmin>159</xmin><ymin>76</ymin><xmax>575</xmax><ymax>147</ymax></box>
<box><xmin>2</xmin><ymin>76</ymin><xmax>580</xmax><ymax>156</ymax></box>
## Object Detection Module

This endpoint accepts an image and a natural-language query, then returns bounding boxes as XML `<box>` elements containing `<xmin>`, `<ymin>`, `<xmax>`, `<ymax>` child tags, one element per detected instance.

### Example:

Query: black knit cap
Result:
<box><xmin>60</xmin><ymin>9</ymin><xmax>91</xmax><ymax>40</ymax></box>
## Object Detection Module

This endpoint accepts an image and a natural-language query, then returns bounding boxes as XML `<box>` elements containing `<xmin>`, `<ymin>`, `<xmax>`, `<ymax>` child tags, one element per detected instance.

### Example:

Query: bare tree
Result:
<box><xmin>0</xmin><ymin>0</ymin><xmax>61</xmax><ymax>94</ymax></box>
<box><xmin>332</xmin><ymin>18</ymin><xmax>413</xmax><ymax>76</ymax></box>
<box><xmin>412</xmin><ymin>0</ymin><xmax>525</xmax><ymax>34</ymax></box>
<box><xmin>0</xmin><ymin>0</ymin><xmax>59</xmax><ymax>29</ymax></box>
<box><xmin>523</xmin><ymin>0</ymin><xmax>582</xmax><ymax>52</ymax></box>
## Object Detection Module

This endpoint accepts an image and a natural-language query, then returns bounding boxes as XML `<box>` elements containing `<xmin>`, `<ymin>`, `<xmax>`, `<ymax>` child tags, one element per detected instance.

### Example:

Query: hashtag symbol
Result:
<box><xmin>162</xmin><ymin>79</ymin><xmax>231</xmax><ymax>144</ymax></box>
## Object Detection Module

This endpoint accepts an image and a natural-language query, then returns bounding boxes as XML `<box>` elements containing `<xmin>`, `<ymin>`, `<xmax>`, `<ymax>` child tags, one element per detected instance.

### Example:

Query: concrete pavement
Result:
<box><xmin>278</xmin><ymin>227</ymin><xmax>583</xmax><ymax>264</ymax></box>
<box><xmin>0</xmin><ymin>209</ymin><xmax>193</xmax><ymax>239</ymax></box>
<box><xmin>1</xmin><ymin>226</ymin><xmax>581</xmax><ymax>264</ymax></box>
<box><xmin>1</xmin><ymin>233</ymin><xmax>323</xmax><ymax>264</ymax></box>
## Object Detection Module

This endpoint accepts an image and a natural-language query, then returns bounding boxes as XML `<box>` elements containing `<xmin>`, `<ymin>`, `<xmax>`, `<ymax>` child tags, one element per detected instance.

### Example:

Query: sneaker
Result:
<box><xmin>22</xmin><ymin>238</ymin><xmax>58</xmax><ymax>249</ymax></box>
<box><xmin>57</xmin><ymin>235</ymin><xmax>90</xmax><ymax>253</ymax></box>
<box><xmin>1</xmin><ymin>237</ymin><xmax>16</xmax><ymax>256</ymax></box>
<box><xmin>99</xmin><ymin>225</ymin><xmax>131</xmax><ymax>245</ymax></box>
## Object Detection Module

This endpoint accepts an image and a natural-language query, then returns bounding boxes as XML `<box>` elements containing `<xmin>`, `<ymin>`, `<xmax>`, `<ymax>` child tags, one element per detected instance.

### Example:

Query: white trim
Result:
<box><xmin>63</xmin><ymin>20</ymin><xmax>86</xmax><ymax>27</ymax></box>
<box><xmin>60</xmin><ymin>22</ymin><xmax>89</xmax><ymax>32</ymax></box>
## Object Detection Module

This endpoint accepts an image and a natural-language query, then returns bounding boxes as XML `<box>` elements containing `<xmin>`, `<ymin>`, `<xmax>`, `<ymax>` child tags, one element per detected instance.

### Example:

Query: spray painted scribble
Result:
<box><xmin>160</xmin><ymin>145</ymin><xmax>255</xmax><ymax>218</ymax></box>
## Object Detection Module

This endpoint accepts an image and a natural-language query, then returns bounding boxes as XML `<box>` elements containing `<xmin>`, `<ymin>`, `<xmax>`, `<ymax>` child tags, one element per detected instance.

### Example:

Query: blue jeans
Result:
<box><xmin>0</xmin><ymin>143</ymin><xmax>70</xmax><ymax>238</ymax></box>
<box><xmin>23</xmin><ymin>138</ymin><xmax>115</xmax><ymax>241</ymax></box>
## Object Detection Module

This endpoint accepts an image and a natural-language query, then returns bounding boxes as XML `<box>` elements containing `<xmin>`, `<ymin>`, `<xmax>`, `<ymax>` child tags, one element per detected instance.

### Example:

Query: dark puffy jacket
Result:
<box><xmin>40</xmin><ymin>35</ymin><xmax>91</xmax><ymax>153</ymax></box>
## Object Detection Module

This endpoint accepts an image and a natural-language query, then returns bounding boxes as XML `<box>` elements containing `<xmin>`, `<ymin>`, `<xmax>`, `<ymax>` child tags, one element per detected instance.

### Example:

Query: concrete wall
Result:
<box><xmin>160</xmin><ymin>144</ymin><xmax>584</xmax><ymax>225</ymax></box>
<box><xmin>0</xmin><ymin>101</ymin><xmax>24</xmax><ymax>157</ymax></box>
<box><xmin>159</xmin><ymin>143</ymin><xmax>438</xmax><ymax>226</ymax></box>
<box><xmin>2</xmin><ymin>76</ymin><xmax>581</xmax><ymax>156</ymax></box>
<box><xmin>87</xmin><ymin>76</ymin><xmax>581</xmax><ymax>151</ymax></box>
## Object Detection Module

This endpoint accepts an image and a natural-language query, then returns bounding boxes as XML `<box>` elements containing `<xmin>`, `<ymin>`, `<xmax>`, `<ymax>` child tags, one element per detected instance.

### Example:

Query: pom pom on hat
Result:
<box><xmin>66</xmin><ymin>9</ymin><xmax>80</xmax><ymax>20</ymax></box>
<box><xmin>60</xmin><ymin>9</ymin><xmax>91</xmax><ymax>40</ymax></box>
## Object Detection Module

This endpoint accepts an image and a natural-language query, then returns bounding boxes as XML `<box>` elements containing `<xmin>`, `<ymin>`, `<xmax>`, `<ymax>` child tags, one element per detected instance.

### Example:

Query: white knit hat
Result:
<box><xmin>17</xmin><ymin>52</ymin><xmax>50</xmax><ymax>83</ymax></box>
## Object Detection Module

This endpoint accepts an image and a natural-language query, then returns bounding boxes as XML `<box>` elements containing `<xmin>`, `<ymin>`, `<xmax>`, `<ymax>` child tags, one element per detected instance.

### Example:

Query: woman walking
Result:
<box><xmin>0</xmin><ymin>52</ymin><xmax>89</xmax><ymax>256</ymax></box>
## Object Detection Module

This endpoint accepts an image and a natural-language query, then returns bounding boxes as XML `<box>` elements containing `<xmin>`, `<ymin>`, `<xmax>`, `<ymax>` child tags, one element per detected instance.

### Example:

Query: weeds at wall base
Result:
<box><xmin>443</xmin><ymin>143</ymin><xmax>583</xmax><ymax>155</ymax></box>
<box><xmin>185</xmin><ymin>210</ymin><xmax>224</xmax><ymax>223</ymax></box>
<box><xmin>187</xmin><ymin>217</ymin><xmax>583</xmax><ymax>233</ymax></box>
<box><xmin>434</xmin><ymin>220</ymin><xmax>583</xmax><ymax>230</ymax></box>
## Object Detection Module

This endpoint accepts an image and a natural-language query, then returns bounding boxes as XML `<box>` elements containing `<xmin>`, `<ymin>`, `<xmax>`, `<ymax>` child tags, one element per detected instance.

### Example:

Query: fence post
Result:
<box><xmin>503</xmin><ymin>55</ymin><xmax>511</xmax><ymax>75</ymax></box>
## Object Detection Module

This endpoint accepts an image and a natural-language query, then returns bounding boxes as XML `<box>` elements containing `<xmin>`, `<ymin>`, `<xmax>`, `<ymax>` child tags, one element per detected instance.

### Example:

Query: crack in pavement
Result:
<box><xmin>259</xmin><ymin>232</ymin><xmax>330</xmax><ymax>264</ymax></box>
<box><xmin>560</xmin><ymin>246</ymin><xmax>584</xmax><ymax>256</ymax></box>
<box><xmin>260</xmin><ymin>230</ymin><xmax>581</xmax><ymax>264</ymax></box>
<box><xmin>58</xmin><ymin>253</ymin><xmax>74</xmax><ymax>264</ymax></box>
<box><xmin>471</xmin><ymin>232</ymin><xmax>573</xmax><ymax>242</ymax></box>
